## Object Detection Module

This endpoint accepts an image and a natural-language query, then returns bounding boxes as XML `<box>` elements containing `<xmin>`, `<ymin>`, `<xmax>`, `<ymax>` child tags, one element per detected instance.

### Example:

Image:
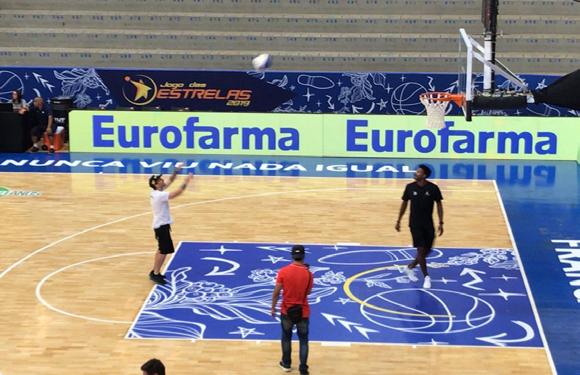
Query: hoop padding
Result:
<box><xmin>420</xmin><ymin>92</ymin><xmax>465</xmax><ymax>129</ymax></box>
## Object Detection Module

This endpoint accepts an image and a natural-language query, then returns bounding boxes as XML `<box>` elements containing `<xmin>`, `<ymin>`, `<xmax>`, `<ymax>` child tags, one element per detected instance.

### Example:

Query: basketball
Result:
<box><xmin>252</xmin><ymin>53</ymin><xmax>272</xmax><ymax>71</ymax></box>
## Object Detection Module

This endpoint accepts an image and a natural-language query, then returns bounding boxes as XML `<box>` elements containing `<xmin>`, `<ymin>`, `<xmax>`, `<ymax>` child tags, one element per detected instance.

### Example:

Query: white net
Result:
<box><xmin>420</xmin><ymin>93</ymin><xmax>451</xmax><ymax>129</ymax></box>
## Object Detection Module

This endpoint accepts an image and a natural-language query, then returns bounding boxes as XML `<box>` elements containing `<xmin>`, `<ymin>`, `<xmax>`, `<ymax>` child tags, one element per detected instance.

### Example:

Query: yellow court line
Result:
<box><xmin>343</xmin><ymin>265</ymin><xmax>455</xmax><ymax>318</ymax></box>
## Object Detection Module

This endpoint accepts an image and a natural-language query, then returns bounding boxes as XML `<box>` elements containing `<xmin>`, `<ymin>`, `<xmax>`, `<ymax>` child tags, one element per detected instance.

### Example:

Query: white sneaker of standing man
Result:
<box><xmin>423</xmin><ymin>276</ymin><xmax>432</xmax><ymax>289</ymax></box>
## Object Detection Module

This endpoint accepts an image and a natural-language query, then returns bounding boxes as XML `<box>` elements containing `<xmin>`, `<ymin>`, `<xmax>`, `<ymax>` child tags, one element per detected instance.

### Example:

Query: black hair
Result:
<box><xmin>11</xmin><ymin>90</ymin><xmax>22</xmax><ymax>103</ymax></box>
<box><xmin>418</xmin><ymin>164</ymin><xmax>432</xmax><ymax>178</ymax></box>
<box><xmin>141</xmin><ymin>358</ymin><xmax>165</xmax><ymax>375</ymax></box>
<box><xmin>149</xmin><ymin>174</ymin><xmax>162</xmax><ymax>190</ymax></box>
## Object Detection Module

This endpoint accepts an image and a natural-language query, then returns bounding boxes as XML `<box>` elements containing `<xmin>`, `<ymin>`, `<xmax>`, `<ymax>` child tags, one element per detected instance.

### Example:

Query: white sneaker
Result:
<box><xmin>279</xmin><ymin>362</ymin><xmax>291</xmax><ymax>372</ymax></box>
<box><xmin>398</xmin><ymin>266</ymin><xmax>418</xmax><ymax>282</ymax></box>
<box><xmin>423</xmin><ymin>276</ymin><xmax>432</xmax><ymax>289</ymax></box>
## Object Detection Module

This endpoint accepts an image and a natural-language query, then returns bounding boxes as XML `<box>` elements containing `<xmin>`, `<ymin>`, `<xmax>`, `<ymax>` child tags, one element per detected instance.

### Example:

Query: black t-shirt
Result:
<box><xmin>29</xmin><ymin>106</ymin><xmax>52</xmax><ymax>129</ymax></box>
<box><xmin>402</xmin><ymin>181</ymin><xmax>443</xmax><ymax>227</ymax></box>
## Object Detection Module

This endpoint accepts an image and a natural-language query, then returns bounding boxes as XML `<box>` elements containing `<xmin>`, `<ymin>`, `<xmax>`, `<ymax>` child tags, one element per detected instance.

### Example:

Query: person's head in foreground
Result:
<box><xmin>141</xmin><ymin>358</ymin><xmax>165</xmax><ymax>375</ymax></box>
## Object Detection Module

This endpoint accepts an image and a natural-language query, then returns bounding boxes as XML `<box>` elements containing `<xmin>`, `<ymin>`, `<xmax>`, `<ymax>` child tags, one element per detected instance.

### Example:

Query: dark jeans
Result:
<box><xmin>280</xmin><ymin>315</ymin><xmax>309</xmax><ymax>372</ymax></box>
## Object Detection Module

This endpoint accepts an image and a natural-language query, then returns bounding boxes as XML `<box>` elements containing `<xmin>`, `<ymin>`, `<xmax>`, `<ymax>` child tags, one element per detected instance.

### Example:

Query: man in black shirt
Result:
<box><xmin>29</xmin><ymin>97</ymin><xmax>54</xmax><ymax>153</ymax></box>
<box><xmin>395</xmin><ymin>164</ymin><xmax>444</xmax><ymax>289</ymax></box>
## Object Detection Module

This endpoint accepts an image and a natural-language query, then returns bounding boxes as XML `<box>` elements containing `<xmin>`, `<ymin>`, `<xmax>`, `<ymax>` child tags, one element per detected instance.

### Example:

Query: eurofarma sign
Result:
<box><xmin>71</xmin><ymin>112</ymin><xmax>321</xmax><ymax>156</ymax></box>
<box><xmin>343</xmin><ymin>120</ymin><xmax>555</xmax><ymax>155</ymax></box>
<box><xmin>69</xmin><ymin>111</ymin><xmax>580</xmax><ymax>161</ymax></box>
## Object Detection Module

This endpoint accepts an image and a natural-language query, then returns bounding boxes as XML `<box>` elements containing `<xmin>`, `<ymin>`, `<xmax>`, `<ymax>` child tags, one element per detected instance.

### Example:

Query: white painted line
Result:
<box><xmin>125</xmin><ymin>336</ymin><xmax>546</xmax><ymax>349</ymax></box>
<box><xmin>166</xmin><ymin>240</ymin><xmax>510</xmax><ymax>251</ymax></box>
<box><xmin>35</xmin><ymin>251</ymin><xmax>150</xmax><ymax>324</ymax></box>
<box><xmin>125</xmin><ymin>242</ymin><xmax>185</xmax><ymax>338</ymax></box>
<box><xmin>0</xmin><ymin>169</ymin><xmax>489</xmax><ymax>183</ymax></box>
<box><xmin>320</xmin><ymin>341</ymin><xmax>352</xmax><ymax>347</ymax></box>
<box><xmin>492</xmin><ymin>180</ymin><xmax>557</xmax><ymax>375</ymax></box>
<box><xmin>0</xmin><ymin>213</ymin><xmax>151</xmax><ymax>279</ymax></box>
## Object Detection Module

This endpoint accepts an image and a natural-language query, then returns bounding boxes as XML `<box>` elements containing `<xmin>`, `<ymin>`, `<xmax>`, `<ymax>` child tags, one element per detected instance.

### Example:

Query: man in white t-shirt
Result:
<box><xmin>148</xmin><ymin>166</ymin><xmax>193</xmax><ymax>285</ymax></box>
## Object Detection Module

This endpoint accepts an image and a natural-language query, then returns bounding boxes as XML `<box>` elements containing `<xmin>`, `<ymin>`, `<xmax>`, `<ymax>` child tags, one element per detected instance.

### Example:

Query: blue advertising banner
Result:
<box><xmin>0</xmin><ymin>66</ymin><xmax>578</xmax><ymax>117</ymax></box>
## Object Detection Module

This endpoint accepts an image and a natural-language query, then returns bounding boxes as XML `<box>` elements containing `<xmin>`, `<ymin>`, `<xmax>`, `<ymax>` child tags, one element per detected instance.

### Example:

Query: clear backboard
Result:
<box><xmin>457</xmin><ymin>28</ymin><xmax>530</xmax><ymax>122</ymax></box>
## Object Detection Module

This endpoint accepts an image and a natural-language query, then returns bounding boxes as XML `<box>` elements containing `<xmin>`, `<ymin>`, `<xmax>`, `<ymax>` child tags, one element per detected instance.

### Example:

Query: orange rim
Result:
<box><xmin>420</xmin><ymin>92</ymin><xmax>465</xmax><ymax>107</ymax></box>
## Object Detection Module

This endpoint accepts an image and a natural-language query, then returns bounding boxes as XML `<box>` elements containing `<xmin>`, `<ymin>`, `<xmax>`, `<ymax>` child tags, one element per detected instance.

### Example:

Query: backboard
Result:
<box><xmin>457</xmin><ymin>28</ymin><xmax>530</xmax><ymax>121</ymax></box>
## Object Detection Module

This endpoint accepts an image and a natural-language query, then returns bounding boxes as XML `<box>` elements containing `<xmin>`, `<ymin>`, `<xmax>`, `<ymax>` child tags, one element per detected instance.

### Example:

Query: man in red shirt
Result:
<box><xmin>271</xmin><ymin>245</ymin><xmax>313</xmax><ymax>375</ymax></box>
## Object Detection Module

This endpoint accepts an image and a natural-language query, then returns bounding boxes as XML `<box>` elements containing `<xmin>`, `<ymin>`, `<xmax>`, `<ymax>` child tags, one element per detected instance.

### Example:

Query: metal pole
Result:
<box><xmin>482</xmin><ymin>0</ymin><xmax>499</xmax><ymax>93</ymax></box>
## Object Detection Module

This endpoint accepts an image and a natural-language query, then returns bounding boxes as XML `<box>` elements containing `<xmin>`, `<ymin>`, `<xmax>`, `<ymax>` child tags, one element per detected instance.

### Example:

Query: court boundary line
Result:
<box><xmin>492</xmin><ymin>180</ymin><xmax>557</xmax><ymax>375</ymax></box>
<box><xmin>146</xmin><ymin>239</ymin><xmax>514</xmax><ymax>251</ymax></box>
<box><xmin>0</xmin><ymin>170</ymin><xmax>497</xmax><ymax>193</ymax></box>
<box><xmin>0</xmin><ymin>168</ymin><xmax>494</xmax><ymax>183</ymax></box>
<box><xmin>125</xmin><ymin>335</ymin><xmax>546</xmax><ymax>350</ymax></box>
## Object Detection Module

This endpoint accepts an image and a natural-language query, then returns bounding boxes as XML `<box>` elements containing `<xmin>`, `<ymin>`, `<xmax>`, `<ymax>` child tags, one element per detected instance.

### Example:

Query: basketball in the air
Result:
<box><xmin>252</xmin><ymin>54</ymin><xmax>272</xmax><ymax>71</ymax></box>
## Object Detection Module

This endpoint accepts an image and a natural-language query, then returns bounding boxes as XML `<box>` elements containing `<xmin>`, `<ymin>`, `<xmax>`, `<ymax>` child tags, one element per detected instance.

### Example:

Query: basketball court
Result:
<box><xmin>1</xmin><ymin>153</ymin><xmax>577</xmax><ymax>374</ymax></box>
<box><xmin>0</xmin><ymin>1</ymin><xmax>579</xmax><ymax>374</ymax></box>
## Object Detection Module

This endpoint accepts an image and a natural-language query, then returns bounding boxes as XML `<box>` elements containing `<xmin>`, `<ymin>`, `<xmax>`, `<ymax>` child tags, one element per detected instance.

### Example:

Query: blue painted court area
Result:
<box><xmin>127</xmin><ymin>242</ymin><xmax>542</xmax><ymax>348</ymax></box>
<box><xmin>498</xmin><ymin>167</ymin><xmax>580</xmax><ymax>375</ymax></box>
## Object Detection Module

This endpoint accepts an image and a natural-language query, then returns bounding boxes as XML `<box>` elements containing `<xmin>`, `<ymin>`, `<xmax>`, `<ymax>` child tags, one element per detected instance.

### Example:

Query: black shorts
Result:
<box><xmin>410</xmin><ymin>225</ymin><xmax>435</xmax><ymax>249</ymax></box>
<box><xmin>31</xmin><ymin>125</ymin><xmax>47</xmax><ymax>139</ymax></box>
<box><xmin>154</xmin><ymin>224</ymin><xmax>175</xmax><ymax>254</ymax></box>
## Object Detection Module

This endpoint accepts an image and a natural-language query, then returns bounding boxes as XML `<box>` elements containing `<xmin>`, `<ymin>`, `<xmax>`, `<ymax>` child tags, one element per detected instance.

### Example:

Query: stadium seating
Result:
<box><xmin>0</xmin><ymin>0</ymin><xmax>577</xmax><ymax>72</ymax></box>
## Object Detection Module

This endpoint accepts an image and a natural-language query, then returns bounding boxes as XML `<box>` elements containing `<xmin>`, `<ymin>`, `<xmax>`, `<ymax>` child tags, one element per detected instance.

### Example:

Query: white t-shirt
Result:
<box><xmin>150</xmin><ymin>190</ymin><xmax>172</xmax><ymax>229</ymax></box>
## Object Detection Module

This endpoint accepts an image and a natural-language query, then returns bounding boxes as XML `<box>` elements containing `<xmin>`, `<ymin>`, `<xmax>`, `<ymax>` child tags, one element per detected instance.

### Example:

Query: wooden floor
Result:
<box><xmin>0</xmin><ymin>173</ymin><xmax>552</xmax><ymax>375</ymax></box>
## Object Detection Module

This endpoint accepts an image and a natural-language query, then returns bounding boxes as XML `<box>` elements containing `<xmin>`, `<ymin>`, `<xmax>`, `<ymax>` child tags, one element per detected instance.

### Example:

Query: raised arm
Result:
<box><xmin>164</xmin><ymin>164</ymin><xmax>183</xmax><ymax>189</ymax></box>
<box><xmin>168</xmin><ymin>173</ymin><xmax>193</xmax><ymax>200</ymax></box>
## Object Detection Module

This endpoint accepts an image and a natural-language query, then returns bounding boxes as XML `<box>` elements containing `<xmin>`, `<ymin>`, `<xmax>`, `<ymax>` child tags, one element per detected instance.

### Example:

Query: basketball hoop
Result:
<box><xmin>420</xmin><ymin>92</ymin><xmax>465</xmax><ymax>129</ymax></box>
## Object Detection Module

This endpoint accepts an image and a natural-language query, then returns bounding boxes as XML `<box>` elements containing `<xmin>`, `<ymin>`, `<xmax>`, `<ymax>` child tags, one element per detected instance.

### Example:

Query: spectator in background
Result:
<box><xmin>11</xmin><ymin>90</ymin><xmax>28</xmax><ymax>114</ymax></box>
<box><xmin>29</xmin><ymin>97</ymin><xmax>54</xmax><ymax>153</ymax></box>
<box><xmin>141</xmin><ymin>358</ymin><xmax>165</xmax><ymax>375</ymax></box>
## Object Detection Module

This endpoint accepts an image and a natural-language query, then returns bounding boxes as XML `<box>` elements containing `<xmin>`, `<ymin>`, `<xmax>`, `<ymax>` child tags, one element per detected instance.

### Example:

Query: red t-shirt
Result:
<box><xmin>276</xmin><ymin>263</ymin><xmax>313</xmax><ymax>318</ymax></box>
